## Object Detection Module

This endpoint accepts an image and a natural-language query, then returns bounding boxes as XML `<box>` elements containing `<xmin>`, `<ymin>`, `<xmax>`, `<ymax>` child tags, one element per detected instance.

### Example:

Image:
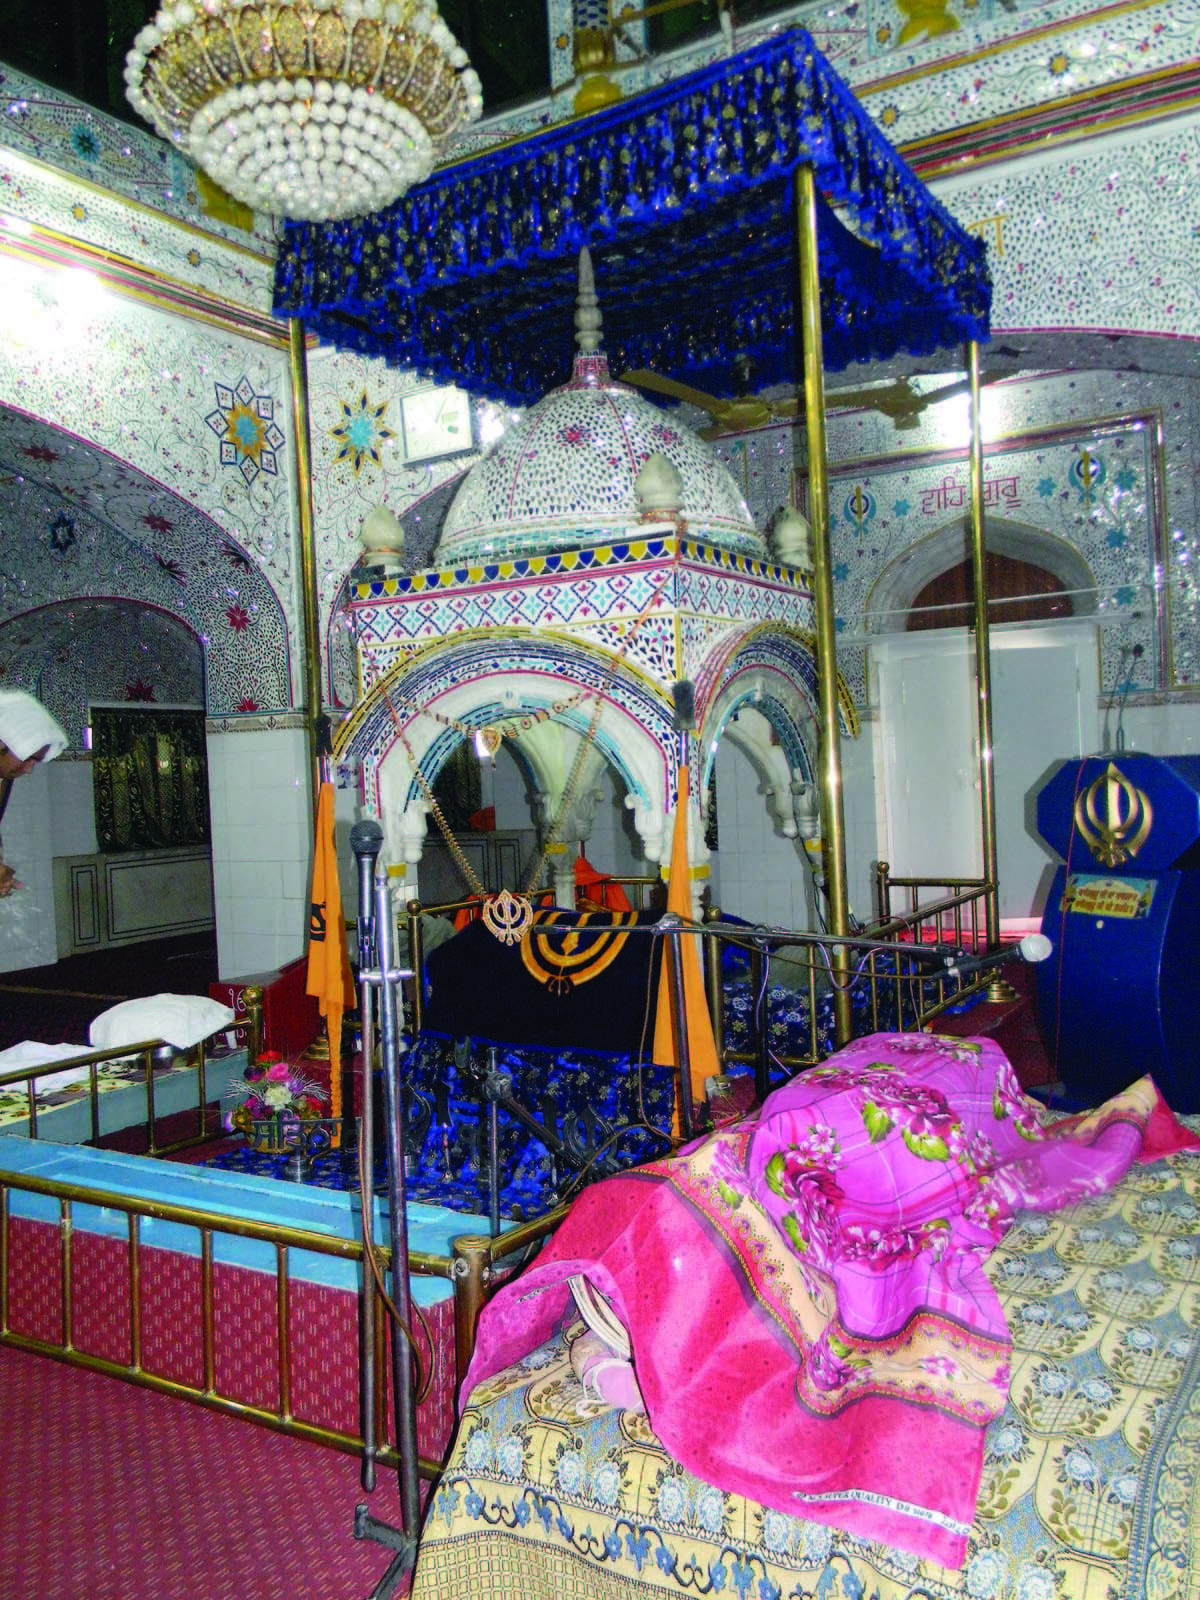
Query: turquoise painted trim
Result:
<box><xmin>0</xmin><ymin>1138</ymin><xmax>499</xmax><ymax>1306</ymax></box>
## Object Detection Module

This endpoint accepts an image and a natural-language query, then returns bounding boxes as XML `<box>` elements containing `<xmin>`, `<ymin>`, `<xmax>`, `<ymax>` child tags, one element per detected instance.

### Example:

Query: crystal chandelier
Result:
<box><xmin>124</xmin><ymin>1</ymin><xmax>483</xmax><ymax>223</ymax></box>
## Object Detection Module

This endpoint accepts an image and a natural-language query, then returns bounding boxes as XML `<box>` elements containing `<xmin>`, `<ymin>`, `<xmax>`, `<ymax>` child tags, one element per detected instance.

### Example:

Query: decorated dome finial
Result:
<box><xmin>574</xmin><ymin>248</ymin><xmax>604</xmax><ymax>356</ymax></box>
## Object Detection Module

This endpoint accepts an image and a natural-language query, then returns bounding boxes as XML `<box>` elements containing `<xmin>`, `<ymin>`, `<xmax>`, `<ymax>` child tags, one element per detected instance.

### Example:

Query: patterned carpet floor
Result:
<box><xmin>0</xmin><ymin>1346</ymin><xmax>408</xmax><ymax>1600</ymax></box>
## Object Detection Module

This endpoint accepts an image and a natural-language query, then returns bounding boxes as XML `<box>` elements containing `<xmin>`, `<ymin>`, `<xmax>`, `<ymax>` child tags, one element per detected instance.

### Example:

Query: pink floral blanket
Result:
<box><xmin>464</xmin><ymin>1034</ymin><xmax>1198</xmax><ymax>1566</ymax></box>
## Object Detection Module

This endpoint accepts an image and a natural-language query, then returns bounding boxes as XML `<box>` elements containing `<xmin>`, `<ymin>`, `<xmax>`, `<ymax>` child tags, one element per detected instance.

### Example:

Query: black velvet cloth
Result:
<box><xmin>422</xmin><ymin>912</ymin><xmax>664</xmax><ymax>1054</ymax></box>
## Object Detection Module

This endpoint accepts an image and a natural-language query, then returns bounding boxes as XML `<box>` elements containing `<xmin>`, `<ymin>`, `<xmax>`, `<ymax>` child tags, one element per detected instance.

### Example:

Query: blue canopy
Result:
<box><xmin>272</xmin><ymin>29</ymin><xmax>991</xmax><ymax>406</ymax></box>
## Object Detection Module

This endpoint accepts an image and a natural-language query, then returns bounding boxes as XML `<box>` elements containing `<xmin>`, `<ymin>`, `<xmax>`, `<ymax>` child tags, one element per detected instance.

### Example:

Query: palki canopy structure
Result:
<box><xmin>273</xmin><ymin>30</ymin><xmax>990</xmax><ymax>401</ymax></box>
<box><xmin>272</xmin><ymin>28</ymin><xmax>994</xmax><ymax>1014</ymax></box>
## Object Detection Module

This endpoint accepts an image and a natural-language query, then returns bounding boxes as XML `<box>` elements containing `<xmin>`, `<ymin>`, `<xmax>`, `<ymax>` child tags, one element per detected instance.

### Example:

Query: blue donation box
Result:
<box><xmin>1035</xmin><ymin>754</ymin><xmax>1200</xmax><ymax>1111</ymax></box>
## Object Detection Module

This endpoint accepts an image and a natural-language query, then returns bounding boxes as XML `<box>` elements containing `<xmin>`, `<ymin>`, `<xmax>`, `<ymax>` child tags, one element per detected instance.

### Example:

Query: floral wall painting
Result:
<box><xmin>0</xmin><ymin>405</ymin><xmax>293</xmax><ymax>720</ymax></box>
<box><xmin>329</xmin><ymin>389</ymin><xmax>397</xmax><ymax>477</ymax></box>
<box><xmin>205</xmin><ymin>376</ymin><xmax>286</xmax><ymax>486</ymax></box>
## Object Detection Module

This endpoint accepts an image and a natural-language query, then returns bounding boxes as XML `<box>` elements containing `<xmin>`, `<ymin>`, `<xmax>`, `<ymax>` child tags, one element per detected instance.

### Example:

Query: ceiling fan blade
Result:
<box><xmin>908</xmin><ymin>370</ymin><xmax>1006</xmax><ymax>411</ymax></box>
<box><xmin>917</xmin><ymin>377</ymin><xmax>970</xmax><ymax>408</ymax></box>
<box><xmin>619</xmin><ymin>369</ymin><xmax>726</xmax><ymax>413</ymax></box>
<box><xmin>825</xmin><ymin>380</ymin><xmax>922</xmax><ymax>418</ymax></box>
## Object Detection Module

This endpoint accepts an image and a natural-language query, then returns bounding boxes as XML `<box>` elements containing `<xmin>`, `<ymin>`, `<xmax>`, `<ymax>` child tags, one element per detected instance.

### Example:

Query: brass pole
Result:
<box><xmin>795</xmin><ymin>165</ymin><xmax>852</xmax><ymax>1045</ymax></box>
<box><xmin>965</xmin><ymin>340</ymin><xmax>1004</xmax><ymax>967</ymax></box>
<box><xmin>289</xmin><ymin>317</ymin><xmax>324</xmax><ymax>790</ymax></box>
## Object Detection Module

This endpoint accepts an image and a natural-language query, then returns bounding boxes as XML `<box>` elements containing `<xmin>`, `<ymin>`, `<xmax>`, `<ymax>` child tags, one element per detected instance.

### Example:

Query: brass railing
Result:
<box><xmin>712</xmin><ymin>867</ymin><xmax>996</xmax><ymax>1082</ymax></box>
<box><xmin>402</xmin><ymin>873</ymin><xmax>996</xmax><ymax>1090</ymax></box>
<box><xmin>449</xmin><ymin>1206</ymin><xmax>569</xmax><ymax>1379</ymax></box>
<box><xmin>873</xmin><ymin>862</ymin><xmax>993</xmax><ymax>951</ymax></box>
<box><xmin>0</xmin><ymin>988</ymin><xmax>263</xmax><ymax>1156</ymax></box>
<box><xmin>0</xmin><ymin>1165</ymin><xmax>497</xmax><ymax>1482</ymax></box>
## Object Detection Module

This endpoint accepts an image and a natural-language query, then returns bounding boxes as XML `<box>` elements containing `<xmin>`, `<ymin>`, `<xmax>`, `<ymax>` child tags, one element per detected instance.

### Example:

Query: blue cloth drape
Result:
<box><xmin>273</xmin><ymin>29</ymin><xmax>990</xmax><ymax>404</ymax></box>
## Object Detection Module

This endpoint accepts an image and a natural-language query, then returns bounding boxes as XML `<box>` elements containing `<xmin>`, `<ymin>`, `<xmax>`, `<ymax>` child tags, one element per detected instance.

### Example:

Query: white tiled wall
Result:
<box><xmin>485</xmin><ymin>743</ymin><xmax>533</xmax><ymax>833</ymax></box>
<box><xmin>842</xmin><ymin>723</ymin><xmax>886</xmax><ymax>928</ymax></box>
<box><xmin>707</xmin><ymin>732</ymin><xmax>883</xmax><ymax>933</ymax></box>
<box><xmin>0</xmin><ymin>763</ymin><xmax>57</xmax><ymax>972</ymax></box>
<box><xmin>1118</xmin><ymin>702</ymin><xmax>1200</xmax><ymax>757</ymax></box>
<box><xmin>48</xmin><ymin>759</ymin><xmax>99</xmax><ymax>857</ymax></box>
<box><xmin>709</xmin><ymin>740</ymin><xmax>814</xmax><ymax>930</ymax></box>
<box><xmin>207</xmin><ymin>726</ymin><xmax>313</xmax><ymax>980</ymax></box>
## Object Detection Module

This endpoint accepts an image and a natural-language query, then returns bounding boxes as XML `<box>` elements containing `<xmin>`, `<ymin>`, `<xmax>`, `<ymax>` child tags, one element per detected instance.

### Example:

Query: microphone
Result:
<box><xmin>350</xmin><ymin>818</ymin><xmax>384</xmax><ymax>859</ymax></box>
<box><xmin>940</xmin><ymin>933</ymin><xmax>1053</xmax><ymax>982</ymax></box>
<box><xmin>350</xmin><ymin>819</ymin><xmax>385</xmax><ymax>969</ymax></box>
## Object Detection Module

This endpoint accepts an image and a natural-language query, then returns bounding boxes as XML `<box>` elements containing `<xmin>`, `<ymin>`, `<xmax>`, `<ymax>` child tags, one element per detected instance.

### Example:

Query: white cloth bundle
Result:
<box><xmin>89</xmin><ymin>994</ymin><xmax>236</xmax><ymax>1051</ymax></box>
<box><xmin>0</xmin><ymin>691</ymin><xmax>68</xmax><ymax>761</ymax></box>
<box><xmin>0</xmin><ymin>1040</ymin><xmax>97</xmax><ymax>1091</ymax></box>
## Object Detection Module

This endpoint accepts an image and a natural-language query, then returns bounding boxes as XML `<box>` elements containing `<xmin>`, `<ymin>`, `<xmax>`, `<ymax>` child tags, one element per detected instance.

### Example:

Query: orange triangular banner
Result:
<box><xmin>306</xmin><ymin>782</ymin><xmax>355</xmax><ymax>1142</ymax></box>
<box><xmin>651</xmin><ymin>767</ymin><xmax>719</xmax><ymax>1135</ymax></box>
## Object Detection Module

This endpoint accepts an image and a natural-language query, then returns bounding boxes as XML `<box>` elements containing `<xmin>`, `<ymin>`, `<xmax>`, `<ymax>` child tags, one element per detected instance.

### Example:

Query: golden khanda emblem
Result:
<box><xmin>520</xmin><ymin>909</ymin><xmax>636</xmax><ymax>996</ymax></box>
<box><xmin>1074</xmin><ymin>763</ymin><xmax>1153</xmax><ymax>867</ymax></box>
<box><xmin>477</xmin><ymin>726</ymin><xmax>503</xmax><ymax>758</ymax></box>
<box><xmin>482</xmin><ymin>889</ymin><xmax>535</xmax><ymax>946</ymax></box>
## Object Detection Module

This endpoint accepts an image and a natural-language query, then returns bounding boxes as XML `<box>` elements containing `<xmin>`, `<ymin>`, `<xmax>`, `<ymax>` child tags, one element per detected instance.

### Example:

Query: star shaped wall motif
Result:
<box><xmin>48</xmin><ymin>512</ymin><xmax>76</xmax><ymax>552</ymax></box>
<box><xmin>329</xmin><ymin>390</ymin><xmax>395</xmax><ymax>476</ymax></box>
<box><xmin>205</xmin><ymin>377</ymin><xmax>286</xmax><ymax>486</ymax></box>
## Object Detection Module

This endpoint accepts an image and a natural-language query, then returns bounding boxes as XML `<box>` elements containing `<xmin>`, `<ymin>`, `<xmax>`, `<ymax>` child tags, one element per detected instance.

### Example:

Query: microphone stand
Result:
<box><xmin>350</xmin><ymin>824</ymin><xmax>421</xmax><ymax>1599</ymax></box>
<box><xmin>349</xmin><ymin>821</ymin><xmax>381</xmax><ymax>1497</ymax></box>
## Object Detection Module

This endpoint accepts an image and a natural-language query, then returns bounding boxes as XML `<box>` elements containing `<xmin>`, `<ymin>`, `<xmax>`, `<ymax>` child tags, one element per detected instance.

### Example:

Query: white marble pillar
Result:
<box><xmin>206</xmin><ymin>723</ymin><xmax>313</xmax><ymax>980</ymax></box>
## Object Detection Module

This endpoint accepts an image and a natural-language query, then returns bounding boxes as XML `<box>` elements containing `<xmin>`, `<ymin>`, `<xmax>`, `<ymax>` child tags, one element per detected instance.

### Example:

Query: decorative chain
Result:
<box><xmin>359</xmin><ymin>575</ymin><xmax>670</xmax><ymax>942</ymax></box>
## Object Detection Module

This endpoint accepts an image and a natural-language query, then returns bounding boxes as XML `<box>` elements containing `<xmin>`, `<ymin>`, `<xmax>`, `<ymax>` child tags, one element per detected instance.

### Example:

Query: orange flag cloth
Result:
<box><xmin>306</xmin><ymin>782</ymin><xmax>355</xmax><ymax>1144</ymax></box>
<box><xmin>651</xmin><ymin>768</ymin><xmax>719</xmax><ymax>1135</ymax></box>
<box><xmin>573</xmin><ymin>850</ymin><xmax>634</xmax><ymax>912</ymax></box>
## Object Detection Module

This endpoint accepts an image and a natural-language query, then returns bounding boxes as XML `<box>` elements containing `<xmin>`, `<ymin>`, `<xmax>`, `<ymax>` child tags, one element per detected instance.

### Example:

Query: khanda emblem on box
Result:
<box><xmin>520</xmin><ymin>909</ymin><xmax>636</xmax><ymax>996</ymax></box>
<box><xmin>1073</xmin><ymin>762</ymin><xmax>1153</xmax><ymax>867</ymax></box>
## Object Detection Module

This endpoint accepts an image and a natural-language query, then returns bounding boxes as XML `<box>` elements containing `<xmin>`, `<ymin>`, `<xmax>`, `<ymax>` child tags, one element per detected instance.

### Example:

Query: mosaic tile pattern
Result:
<box><xmin>716</xmin><ymin>425</ymin><xmax>798</xmax><ymax>525</ymax></box>
<box><xmin>436</xmin><ymin>353</ymin><xmax>760</xmax><ymax>563</ymax></box>
<box><xmin>0</xmin><ymin>66</ymin><xmax>277</xmax><ymax>275</ymax></box>
<box><xmin>0</xmin><ymin>266</ymin><xmax>295</xmax><ymax>589</ymax></box>
<box><xmin>348</xmin><ymin>539</ymin><xmax>816</xmax><ymax>709</ymax></box>
<box><xmin>305</xmin><ymin>347</ymin><xmax>486</xmax><ymax>697</ymax></box>
<box><xmin>0</xmin><ymin>147</ymin><xmax>275</xmax><ymax>320</ymax></box>
<box><xmin>0</xmin><ymin>405</ymin><xmax>292</xmax><ymax>721</ymax></box>
<box><xmin>0</xmin><ymin>603</ymin><xmax>203</xmax><ymax>748</ymax></box>
<box><xmin>938</xmin><ymin>117</ymin><xmax>1200</xmax><ymax>348</ymax></box>
<box><xmin>850</xmin><ymin>0</ymin><xmax>1200</xmax><ymax>114</ymax></box>
<box><xmin>345</xmin><ymin>630</ymin><xmax>685</xmax><ymax>813</ymax></box>
<box><xmin>461</xmin><ymin>0</ymin><xmax>1200</xmax><ymax>149</ymax></box>
<box><xmin>0</xmin><ymin>0</ymin><xmax>1198</xmax><ymax>722</ymax></box>
<box><xmin>822</xmin><ymin>375</ymin><xmax>1192</xmax><ymax>696</ymax></box>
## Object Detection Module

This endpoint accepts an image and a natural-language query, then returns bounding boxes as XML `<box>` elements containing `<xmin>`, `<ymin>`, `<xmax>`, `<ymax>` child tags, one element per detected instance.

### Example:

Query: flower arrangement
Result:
<box><xmin>225</xmin><ymin>1050</ymin><xmax>328</xmax><ymax>1143</ymax></box>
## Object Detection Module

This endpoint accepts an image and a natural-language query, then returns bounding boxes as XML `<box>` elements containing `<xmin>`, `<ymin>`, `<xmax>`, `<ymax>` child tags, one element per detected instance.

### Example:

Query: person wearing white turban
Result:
<box><xmin>0</xmin><ymin>691</ymin><xmax>69</xmax><ymax>898</ymax></box>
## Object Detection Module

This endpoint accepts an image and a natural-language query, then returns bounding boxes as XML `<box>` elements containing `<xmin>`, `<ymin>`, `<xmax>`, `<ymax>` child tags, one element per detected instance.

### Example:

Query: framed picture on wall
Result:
<box><xmin>399</xmin><ymin>384</ymin><xmax>474</xmax><ymax>464</ymax></box>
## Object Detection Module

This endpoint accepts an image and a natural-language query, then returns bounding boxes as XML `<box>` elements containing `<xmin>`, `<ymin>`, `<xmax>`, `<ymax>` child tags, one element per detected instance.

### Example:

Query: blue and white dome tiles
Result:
<box><xmin>435</xmin><ymin>250</ymin><xmax>763</xmax><ymax>565</ymax></box>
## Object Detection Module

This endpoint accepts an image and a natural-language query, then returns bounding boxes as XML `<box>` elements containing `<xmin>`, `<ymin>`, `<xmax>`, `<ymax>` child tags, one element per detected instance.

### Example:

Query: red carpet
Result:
<box><xmin>0</xmin><ymin>1347</ymin><xmax>406</xmax><ymax>1600</ymax></box>
<box><xmin>0</xmin><ymin>933</ymin><xmax>219</xmax><ymax>1051</ymax></box>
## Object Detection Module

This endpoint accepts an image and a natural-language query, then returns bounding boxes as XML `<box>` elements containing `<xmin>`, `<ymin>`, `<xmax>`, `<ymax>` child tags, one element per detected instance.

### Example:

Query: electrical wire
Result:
<box><xmin>355</xmin><ymin>1045</ymin><xmax>435</xmax><ymax>1405</ymax></box>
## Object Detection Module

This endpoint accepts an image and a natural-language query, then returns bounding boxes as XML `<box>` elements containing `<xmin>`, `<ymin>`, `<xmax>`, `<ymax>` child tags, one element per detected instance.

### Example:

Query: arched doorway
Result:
<box><xmin>866</xmin><ymin>517</ymin><xmax>1097</xmax><ymax>636</ymax></box>
<box><xmin>869</xmin><ymin>523</ymin><xmax>1101</xmax><ymax>921</ymax></box>
<box><xmin>908</xmin><ymin>549</ymin><xmax>1074</xmax><ymax>630</ymax></box>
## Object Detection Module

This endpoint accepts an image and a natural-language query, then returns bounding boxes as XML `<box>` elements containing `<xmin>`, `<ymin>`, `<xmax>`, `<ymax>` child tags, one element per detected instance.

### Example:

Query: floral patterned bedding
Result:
<box><xmin>413</xmin><ymin>1142</ymin><xmax>1200</xmax><ymax>1600</ymax></box>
